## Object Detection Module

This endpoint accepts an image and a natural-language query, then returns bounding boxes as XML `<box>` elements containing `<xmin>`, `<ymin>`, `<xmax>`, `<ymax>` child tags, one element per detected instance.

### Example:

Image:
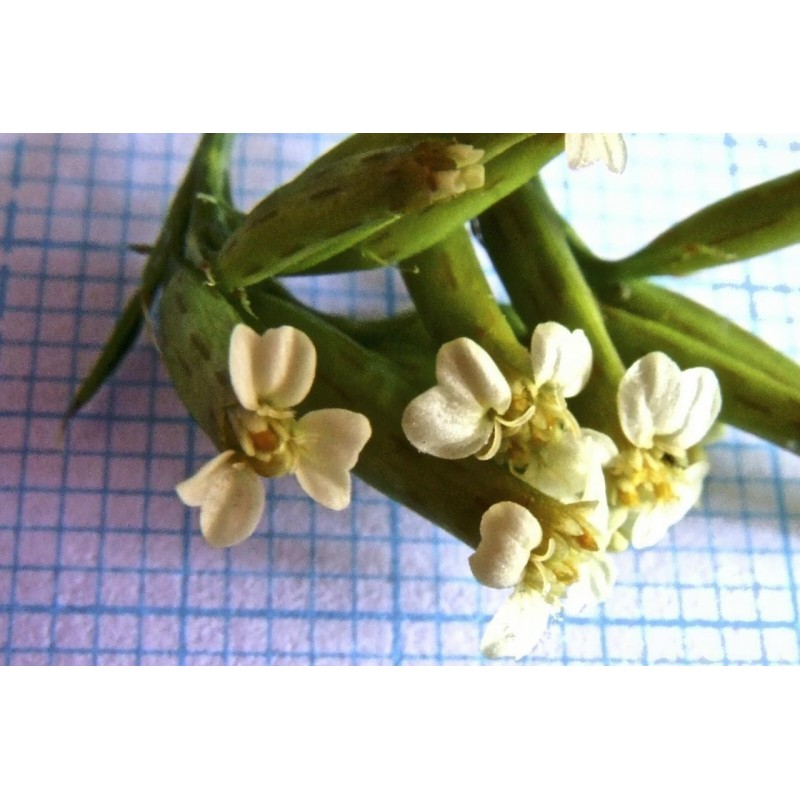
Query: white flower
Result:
<box><xmin>470</xmin><ymin>502</ymin><xmax>552</xmax><ymax>659</ymax></box>
<box><xmin>617</xmin><ymin>351</ymin><xmax>721</xmax><ymax>456</ymax></box>
<box><xmin>565</xmin><ymin>133</ymin><xmax>627</xmax><ymax>174</ymax></box>
<box><xmin>607</xmin><ymin>352</ymin><xmax>721</xmax><ymax>549</ymax></box>
<box><xmin>470</xmin><ymin>496</ymin><xmax>616</xmax><ymax>660</ymax></box>
<box><xmin>401</xmin><ymin>337</ymin><xmax>513</xmax><ymax>460</ymax></box>
<box><xmin>177</xmin><ymin>324</ymin><xmax>371</xmax><ymax>548</ymax></box>
<box><xmin>401</xmin><ymin>322</ymin><xmax>593</xmax><ymax>461</ymax></box>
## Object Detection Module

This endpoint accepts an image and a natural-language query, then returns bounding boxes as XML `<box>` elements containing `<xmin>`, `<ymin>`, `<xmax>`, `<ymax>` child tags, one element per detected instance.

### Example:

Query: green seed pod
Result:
<box><xmin>215</xmin><ymin>140</ymin><xmax>487</xmax><ymax>289</ymax></box>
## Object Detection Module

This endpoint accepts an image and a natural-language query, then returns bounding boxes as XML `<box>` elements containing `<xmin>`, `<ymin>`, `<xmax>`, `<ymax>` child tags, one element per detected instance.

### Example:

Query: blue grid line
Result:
<box><xmin>46</xmin><ymin>132</ymin><xmax>101</xmax><ymax>664</ymax></box>
<box><xmin>4</xmin><ymin>134</ymin><xmax>64</xmax><ymax>664</ymax></box>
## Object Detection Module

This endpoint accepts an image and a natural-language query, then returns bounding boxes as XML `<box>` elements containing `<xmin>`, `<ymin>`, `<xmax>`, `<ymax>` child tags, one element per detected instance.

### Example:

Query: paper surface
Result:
<box><xmin>1</xmin><ymin>133</ymin><xmax>799</xmax><ymax>665</ymax></box>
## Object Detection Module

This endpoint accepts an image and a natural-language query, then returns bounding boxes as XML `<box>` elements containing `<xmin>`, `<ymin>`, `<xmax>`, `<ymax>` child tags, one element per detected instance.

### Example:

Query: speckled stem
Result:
<box><xmin>400</xmin><ymin>225</ymin><xmax>531</xmax><ymax>377</ymax></box>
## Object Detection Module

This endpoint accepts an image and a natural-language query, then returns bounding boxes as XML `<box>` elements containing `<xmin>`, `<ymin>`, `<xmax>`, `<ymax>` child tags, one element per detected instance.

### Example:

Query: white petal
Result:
<box><xmin>563</xmin><ymin>554</ymin><xmax>616</xmax><ymax>613</ymax></box>
<box><xmin>176</xmin><ymin>450</ymin><xmax>238</xmax><ymax>506</ymax></box>
<box><xmin>523</xmin><ymin>428</ymin><xmax>616</xmax><ymax>503</ymax></box>
<box><xmin>179</xmin><ymin>457</ymin><xmax>265</xmax><ymax>548</ymax></box>
<box><xmin>529</xmin><ymin>322</ymin><xmax>592</xmax><ymax>397</ymax></box>
<box><xmin>402</xmin><ymin>384</ymin><xmax>495</xmax><ymax>459</ymax></box>
<box><xmin>565</xmin><ymin>133</ymin><xmax>627</xmax><ymax>174</ymax></box>
<box><xmin>469</xmin><ymin>502</ymin><xmax>542</xmax><ymax>589</ymax></box>
<box><xmin>618</xmin><ymin>352</ymin><xmax>722</xmax><ymax>451</ymax></box>
<box><xmin>435</xmin><ymin>338</ymin><xmax>511</xmax><ymax>414</ymax></box>
<box><xmin>618</xmin><ymin>352</ymin><xmax>687</xmax><ymax>448</ymax></box>
<box><xmin>229</xmin><ymin>324</ymin><xmax>317</xmax><ymax>412</ymax></box>
<box><xmin>480</xmin><ymin>587</ymin><xmax>551</xmax><ymax>660</ymax></box>
<box><xmin>664</xmin><ymin>367</ymin><xmax>722</xmax><ymax>450</ymax></box>
<box><xmin>293</xmin><ymin>409</ymin><xmax>371</xmax><ymax>510</ymax></box>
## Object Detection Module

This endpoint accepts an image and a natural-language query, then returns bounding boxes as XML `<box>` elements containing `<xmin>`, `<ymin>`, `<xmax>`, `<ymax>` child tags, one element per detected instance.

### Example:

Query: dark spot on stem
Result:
<box><xmin>308</xmin><ymin>185</ymin><xmax>344</xmax><ymax>202</ymax></box>
<box><xmin>190</xmin><ymin>332</ymin><xmax>211</xmax><ymax>361</ymax></box>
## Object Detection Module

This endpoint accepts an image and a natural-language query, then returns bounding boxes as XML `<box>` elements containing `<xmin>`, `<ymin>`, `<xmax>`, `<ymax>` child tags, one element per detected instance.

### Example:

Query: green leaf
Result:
<box><xmin>582</xmin><ymin>168</ymin><xmax>800</xmax><ymax>282</ymax></box>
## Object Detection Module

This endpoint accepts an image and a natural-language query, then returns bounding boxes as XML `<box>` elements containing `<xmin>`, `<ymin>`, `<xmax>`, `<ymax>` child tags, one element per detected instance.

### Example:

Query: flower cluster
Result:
<box><xmin>176</xmin><ymin>324</ymin><xmax>371</xmax><ymax>548</ymax></box>
<box><xmin>401</xmin><ymin>324</ymin><xmax>721</xmax><ymax>659</ymax></box>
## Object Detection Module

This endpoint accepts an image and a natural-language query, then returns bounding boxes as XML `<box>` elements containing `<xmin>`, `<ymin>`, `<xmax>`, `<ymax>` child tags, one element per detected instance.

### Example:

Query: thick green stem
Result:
<box><xmin>479</xmin><ymin>178</ymin><xmax>626</xmax><ymax>444</ymax></box>
<box><xmin>596</xmin><ymin>279</ymin><xmax>800</xmax><ymax>395</ymax></box>
<box><xmin>400</xmin><ymin>226</ymin><xmax>530</xmax><ymax>377</ymax></box>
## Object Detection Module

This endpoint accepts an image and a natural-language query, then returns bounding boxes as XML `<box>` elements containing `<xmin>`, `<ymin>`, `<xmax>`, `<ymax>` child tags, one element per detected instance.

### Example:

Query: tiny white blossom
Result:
<box><xmin>177</xmin><ymin>324</ymin><xmax>371</xmax><ymax>548</ymax></box>
<box><xmin>565</xmin><ymin>133</ymin><xmax>627</xmax><ymax>174</ymax></box>
<box><xmin>401</xmin><ymin>337</ymin><xmax>513</xmax><ymax>460</ymax></box>
<box><xmin>607</xmin><ymin>352</ymin><xmax>721</xmax><ymax>549</ymax></box>
<box><xmin>470</xmin><ymin>493</ymin><xmax>615</xmax><ymax>660</ymax></box>
<box><xmin>617</xmin><ymin>351</ymin><xmax>721</xmax><ymax>455</ymax></box>
<box><xmin>402</xmin><ymin>323</ymin><xmax>593</xmax><ymax>462</ymax></box>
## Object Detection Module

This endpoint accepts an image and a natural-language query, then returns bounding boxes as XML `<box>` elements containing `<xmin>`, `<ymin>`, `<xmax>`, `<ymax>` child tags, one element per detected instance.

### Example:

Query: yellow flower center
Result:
<box><xmin>606</xmin><ymin>446</ymin><xmax>683</xmax><ymax>510</ymax></box>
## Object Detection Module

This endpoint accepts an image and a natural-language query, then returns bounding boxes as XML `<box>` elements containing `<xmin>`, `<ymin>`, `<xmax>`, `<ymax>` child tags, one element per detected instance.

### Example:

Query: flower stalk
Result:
<box><xmin>478</xmin><ymin>177</ymin><xmax>627</xmax><ymax>444</ymax></box>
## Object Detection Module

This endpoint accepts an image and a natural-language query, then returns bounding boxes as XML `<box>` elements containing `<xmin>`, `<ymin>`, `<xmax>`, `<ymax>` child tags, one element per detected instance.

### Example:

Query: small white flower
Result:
<box><xmin>565</xmin><ymin>133</ymin><xmax>627</xmax><ymax>174</ymax></box>
<box><xmin>401</xmin><ymin>322</ymin><xmax>593</xmax><ymax>462</ymax></box>
<box><xmin>470</xmin><ymin>496</ymin><xmax>616</xmax><ymax>660</ymax></box>
<box><xmin>401</xmin><ymin>337</ymin><xmax>512</xmax><ymax>460</ymax></box>
<box><xmin>607</xmin><ymin>352</ymin><xmax>721</xmax><ymax>549</ymax></box>
<box><xmin>470</xmin><ymin>502</ymin><xmax>552</xmax><ymax>659</ymax></box>
<box><xmin>177</xmin><ymin>324</ymin><xmax>371</xmax><ymax>548</ymax></box>
<box><xmin>617</xmin><ymin>351</ymin><xmax>721</xmax><ymax>456</ymax></box>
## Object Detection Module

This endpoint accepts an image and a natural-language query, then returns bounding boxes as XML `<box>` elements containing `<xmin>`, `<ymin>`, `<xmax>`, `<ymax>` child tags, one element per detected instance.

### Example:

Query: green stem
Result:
<box><xmin>596</xmin><ymin>279</ymin><xmax>800</xmax><ymax>395</ymax></box>
<box><xmin>479</xmin><ymin>178</ymin><xmax>626</xmax><ymax>444</ymax></box>
<box><xmin>400</xmin><ymin>225</ymin><xmax>531</xmax><ymax>376</ymax></box>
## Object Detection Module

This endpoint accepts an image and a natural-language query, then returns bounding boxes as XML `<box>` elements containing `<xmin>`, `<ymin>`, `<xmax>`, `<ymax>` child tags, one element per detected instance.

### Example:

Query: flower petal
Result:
<box><xmin>176</xmin><ymin>455</ymin><xmax>265</xmax><ymax>548</ymax></box>
<box><xmin>529</xmin><ymin>322</ymin><xmax>592</xmax><ymax>397</ymax></box>
<box><xmin>469</xmin><ymin>501</ymin><xmax>543</xmax><ymax>589</ymax></box>
<box><xmin>523</xmin><ymin>427</ymin><xmax>616</xmax><ymax>503</ymax></box>
<box><xmin>229</xmin><ymin>324</ymin><xmax>317</xmax><ymax>412</ymax></box>
<box><xmin>565</xmin><ymin>133</ymin><xmax>627</xmax><ymax>174</ymax></box>
<box><xmin>618</xmin><ymin>352</ymin><xmax>722</xmax><ymax>451</ymax></box>
<box><xmin>480</xmin><ymin>587</ymin><xmax>551</xmax><ymax>660</ymax></box>
<box><xmin>664</xmin><ymin>367</ymin><xmax>722</xmax><ymax>450</ymax></box>
<box><xmin>563</xmin><ymin>554</ymin><xmax>616</xmax><ymax>613</ymax></box>
<box><xmin>293</xmin><ymin>409</ymin><xmax>372</xmax><ymax>510</ymax></box>
<box><xmin>175</xmin><ymin>450</ymin><xmax>238</xmax><ymax>506</ymax></box>
<box><xmin>618</xmin><ymin>352</ymin><xmax>686</xmax><ymax>448</ymax></box>
<box><xmin>435</xmin><ymin>338</ymin><xmax>511</xmax><ymax>414</ymax></box>
<box><xmin>402</xmin><ymin>384</ymin><xmax>496</xmax><ymax>459</ymax></box>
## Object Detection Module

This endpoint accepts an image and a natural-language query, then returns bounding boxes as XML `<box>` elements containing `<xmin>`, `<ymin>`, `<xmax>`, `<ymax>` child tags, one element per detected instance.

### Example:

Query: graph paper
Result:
<box><xmin>1</xmin><ymin>133</ymin><xmax>799</xmax><ymax>665</ymax></box>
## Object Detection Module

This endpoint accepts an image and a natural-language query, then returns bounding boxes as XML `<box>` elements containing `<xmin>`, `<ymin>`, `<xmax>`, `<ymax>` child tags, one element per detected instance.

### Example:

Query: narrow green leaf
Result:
<box><xmin>582</xmin><ymin>168</ymin><xmax>800</xmax><ymax>282</ymax></box>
